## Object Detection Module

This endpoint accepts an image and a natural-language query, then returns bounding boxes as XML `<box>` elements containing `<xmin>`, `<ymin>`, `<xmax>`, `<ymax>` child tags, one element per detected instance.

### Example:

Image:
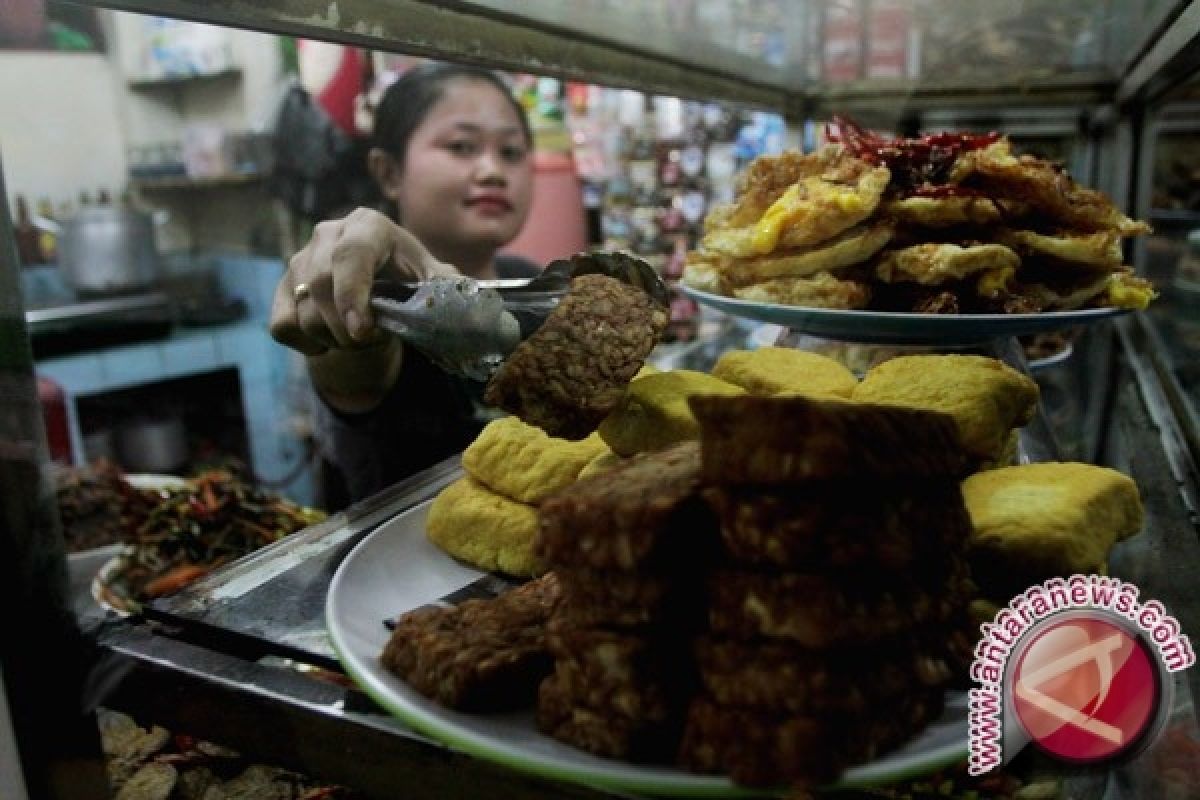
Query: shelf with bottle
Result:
<box><xmin>127</xmin><ymin>131</ymin><xmax>272</xmax><ymax>192</ymax></box>
<box><xmin>130</xmin><ymin>172</ymin><xmax>266</xmax><ymax>192</ymax></box>
<box><xmin>586</xmin><ymin>96</ymin><xmax>750</xmax><ymax>343</ymax></box>
<box><xmin>127</xmin><ymin>66</ymin><xmax>242</xmax><ymax>90</ymax></box>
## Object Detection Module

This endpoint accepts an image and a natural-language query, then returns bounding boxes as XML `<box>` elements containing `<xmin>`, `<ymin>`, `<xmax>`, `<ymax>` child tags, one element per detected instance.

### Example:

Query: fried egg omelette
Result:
<box><xmin>683</xmin><ymin>117</ymin><xmax>1154</xmax><ymax>315</ymax></box>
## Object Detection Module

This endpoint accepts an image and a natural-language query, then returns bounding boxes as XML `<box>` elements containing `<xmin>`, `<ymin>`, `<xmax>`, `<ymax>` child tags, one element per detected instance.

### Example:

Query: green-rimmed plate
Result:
<box><xmin>682</xmin><ymin>284</ymin><xmax>1130</xmax><ymax>346</ymax></box>
<box><xmin>325</xmin><ymin>501</ymin><xmax>970</xmax><ymax>797</ymax></box>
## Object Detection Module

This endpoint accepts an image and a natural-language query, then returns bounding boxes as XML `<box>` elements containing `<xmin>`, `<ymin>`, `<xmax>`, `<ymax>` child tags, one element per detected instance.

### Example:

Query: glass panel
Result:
<box><xmin>4</xmin><ymin>2</ymin><xmax>1200</xmax><ymax>798</ymax></box>
<box><xmin>466</xmin><ymin>0</ymin><xmax>812</xmax><ymax>87</ymax></box>
<box><xmin>1143</xmin><ymin>77</ymin><xmax>1200</xmax><ymax>442</ymax></box>
<box><xmin>464</xmin><ymin>0</ymin><xmax>1164</xmax><ymax>90</ymax></box>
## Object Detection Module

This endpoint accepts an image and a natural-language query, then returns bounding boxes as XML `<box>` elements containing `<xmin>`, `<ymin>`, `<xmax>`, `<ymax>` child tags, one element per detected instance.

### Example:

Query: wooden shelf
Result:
<box><xmin>127</xmin><ymin>67</ymin><xmax>241</xmax><ymax>89</ymax></box>
<box><xmin>131</xmin><ymin>172</ymin><xmax>265</xmax><ymax>191</ymax></box>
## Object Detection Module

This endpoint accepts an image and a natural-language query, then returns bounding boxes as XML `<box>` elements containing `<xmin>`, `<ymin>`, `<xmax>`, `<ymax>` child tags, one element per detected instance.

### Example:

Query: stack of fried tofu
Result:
<box><xmin>426</xmin><ymin>416</ymin><xmax>607</xmax><ymax>576</ymax></box>
<box><xmin>852</xmin><ymin>354</ymin><xmax>1040</xmax><ymax>470</ymax></box>
<box><xmin>678</xmin><ymin>395</ymin><xmax>976</xmax><ymax>786</ymax></box>
<box><xmin>534</xmin><ymin>441</ymin><xmax>713</xmax><ymax>761</ymax></box>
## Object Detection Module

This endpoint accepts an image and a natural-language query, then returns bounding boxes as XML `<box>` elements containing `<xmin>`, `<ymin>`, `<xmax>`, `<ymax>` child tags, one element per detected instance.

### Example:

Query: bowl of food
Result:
<box><xmin>91</xmin><ymin>468</ymin><xmax>325</xmax><ymax>614</ymax></box>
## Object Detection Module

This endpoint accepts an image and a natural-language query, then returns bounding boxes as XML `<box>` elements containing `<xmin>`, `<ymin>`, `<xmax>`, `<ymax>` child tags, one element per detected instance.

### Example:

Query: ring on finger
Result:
<box><xmin>293</xmin><ymin>282</ymin><xmax>311</xmax><ymax>301</ymax></box>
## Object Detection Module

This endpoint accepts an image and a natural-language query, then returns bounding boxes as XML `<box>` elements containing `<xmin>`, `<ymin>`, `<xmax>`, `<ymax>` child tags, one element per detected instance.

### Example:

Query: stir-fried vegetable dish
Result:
<box><xmin>99</xmin><ymin>468</ymin><xmax>325</xmax><ymax>610</ymax></box>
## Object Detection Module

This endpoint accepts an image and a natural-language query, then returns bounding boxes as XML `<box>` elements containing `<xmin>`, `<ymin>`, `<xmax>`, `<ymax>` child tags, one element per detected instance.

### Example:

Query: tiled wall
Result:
<box><xmin>34</xmin><ymin>254</ymin><xmax>317</xmax><ymax>506</ymax></box>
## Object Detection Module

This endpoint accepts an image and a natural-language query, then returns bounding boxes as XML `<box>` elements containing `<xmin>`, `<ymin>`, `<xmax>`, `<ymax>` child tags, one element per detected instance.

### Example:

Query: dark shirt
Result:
<box><xmin>319</xmin><ymin>254</ymin><xmax>541</xmax><ymax>505</ymax></box>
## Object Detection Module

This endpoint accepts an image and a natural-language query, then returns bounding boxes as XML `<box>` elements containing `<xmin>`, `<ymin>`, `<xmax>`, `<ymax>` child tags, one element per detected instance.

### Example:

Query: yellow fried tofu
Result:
<box><xmin>852</xmin><ymin>355</ymin><xmax>1039</xmax><ymax>461</ymax></box>
<box><xmin>634</xmin><ymin>363</ymin><xmax>660</xmax><ymax>378</ymax></box>
<box><xmin>712</xmin><ymin>347</ymin><xmax>859</xmax><ymax>398</ymax></box>
<box><xmin>962</xmin><ymin>462</ymin><xmax>1143</xmax><ymax>597</ymax></box>
<box><xmin>597</xmin><ymin>370</ymin><xmax>746</xmax><ymax>457</ymax></box>
<box><xmin>977</xmin><ymin>430</ymin><xmax>1020</xmax><ymax>471</ymax></box>
<box><xmin>462</xmin><ymin>417</ymin><xmax>608</xmax><ymax>504</ymax></box>
<box><xmin>426</xmin><ymin>476</ymin><xmax>542</xmax><ymax>577</ymax></box>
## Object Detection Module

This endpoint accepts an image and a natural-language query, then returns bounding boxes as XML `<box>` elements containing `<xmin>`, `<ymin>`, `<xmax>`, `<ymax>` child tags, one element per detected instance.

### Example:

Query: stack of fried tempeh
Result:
<box><xmin>534</xmin><ymin>441</ymin><xmax>714</xmax><ymax>761</ymax></box>
<box><xmin>677</xmin><ymin>395</ymin><xmax>976</xmax><ymax>786</ymax></box>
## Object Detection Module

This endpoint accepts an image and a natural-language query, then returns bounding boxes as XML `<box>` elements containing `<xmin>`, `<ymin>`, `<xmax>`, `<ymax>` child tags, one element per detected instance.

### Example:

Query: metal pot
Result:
<box><xmin>116</xmin><ymin>415</ymin><xmax>188</xmax><ymax>474</ymax></box>
<box><xmin>57</xmin><ymin>206</ymin><xmax>161</xmax><ymax>295</ymax></box>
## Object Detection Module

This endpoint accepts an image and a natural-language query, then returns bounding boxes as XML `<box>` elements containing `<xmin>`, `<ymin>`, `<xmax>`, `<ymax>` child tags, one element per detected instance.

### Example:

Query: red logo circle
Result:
<box><xmin>1011</xmin><ymin>615</ymin><xmax>1159</xmax><ymax>763</ymax></box>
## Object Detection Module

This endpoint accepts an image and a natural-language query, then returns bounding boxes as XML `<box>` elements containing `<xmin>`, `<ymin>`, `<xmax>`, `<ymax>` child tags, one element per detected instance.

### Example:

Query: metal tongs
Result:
<box><xmin>369</xmin><ymin>252</ymin><xmax>668</xmax><ymax>381</ymax></box>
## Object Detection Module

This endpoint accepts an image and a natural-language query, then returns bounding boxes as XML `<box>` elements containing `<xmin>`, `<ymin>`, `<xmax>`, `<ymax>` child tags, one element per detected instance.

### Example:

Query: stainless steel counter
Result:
<box><xmin>81</xmin><ymin>456</ymin><xmax>622</xmax><ymax>799</ymax></box>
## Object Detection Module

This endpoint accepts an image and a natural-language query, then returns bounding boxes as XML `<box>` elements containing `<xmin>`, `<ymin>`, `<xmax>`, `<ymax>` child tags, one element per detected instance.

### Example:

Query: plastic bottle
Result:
<box><xmin>36</xmin><ymin>197</ymin><xmax>57</xmax><ymax>263</ymax></box>
<box><xmin>13</xmin><ymin>194</ymin><xmax>43</xmax><ymax>266</ymax></box>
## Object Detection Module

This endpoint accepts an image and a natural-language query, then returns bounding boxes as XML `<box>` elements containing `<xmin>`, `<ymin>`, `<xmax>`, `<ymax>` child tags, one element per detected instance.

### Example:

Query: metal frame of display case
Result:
<box><xmin>4</xmin><ymin>1</ymin><xmax>1200</xmax><ymax>797</ymax></box>
<box><xmin>63</xmin><ymin>0</ymin><xmax>1200</xmax><ymax>119</ymax></box>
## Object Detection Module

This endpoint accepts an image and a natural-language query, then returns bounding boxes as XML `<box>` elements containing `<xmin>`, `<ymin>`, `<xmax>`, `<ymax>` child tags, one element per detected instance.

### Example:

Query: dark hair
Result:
<box><xmin>372</xmin><ymin>62</ymin><xmax>532</xmax><ymax>165</ymax></box>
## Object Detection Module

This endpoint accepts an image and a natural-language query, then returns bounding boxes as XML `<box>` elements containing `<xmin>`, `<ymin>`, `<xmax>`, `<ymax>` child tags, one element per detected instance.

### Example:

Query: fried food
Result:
<box><xmin>701</xmin><ymin>147</ymin><xmax>890</xmax><ymax>257</ymax></box>
<box><xmin>1099</xmin><ymin>270</ymin><xmax>1157</xmax><ymax>309</ymax></box>
<box><xmin>538</xmin><ymin>621</ymin><xmax>690</xmax><ymax>760</ymax></box>
<box><xmin>689</xmin><ymin>394</ymin><xmax>968</xmax><ymax>484</ymax></box>
<box><xmin>462</xmin><ymin>417</ymin><xmax>608</xmax><ymax>504</ymax></box>
<box><xmin>962</xmin><ymin>462</ymin><xmax>1144</xmax><ymax>597</ymax></box>
<box><xmin>678</xmin><ymin>690</ymin><xmax>943</xmax><ymax>787</ymax></box>
<box><xmin>380</xmin><ymin>573</ymin><xmax>559</xmax><ymax>711</ymax></box>
<box><xmin>687</xmin><ymin>118</ymin><xmax>1153</xmax><ymax>314</ymax></box>
<box><xmin>575</xmin><ymin>449</ymin><xmax>625</xmax><ymax>481</ymax></box>
<box><xmin>1019</xmin><ymin>269</ymin><xmax>1157</xmax><ymax>311</ymax></box>
<box><xmin>711</xmin><ymin>347</ymin><xmax>859</xmax><ymax>398</ymax></box>
<box><xmin>951</xmin><ymin>139</ymin><xmax>1151</xmax><ymax>235</ymax></box>
<box><xmin>545</xmin><ymin>622</ymin><xmax>688</xmax><ymax>696</ymax></box>
<box><xmin>536</xmin><ymin>671</ymin><xmax>679</xmax><ymax>762</ymax></box>
<box><xmin>883</xmin><ymin>195</ymin><xmax>1021</xmax><ymax>227</ymax></box>
<box><xmin>706</xmin><ymin>567</ymin><xmax>959</xmax><ymax>647</ymax></box>
<box><xmin>977</xmin><ymin>429</ymin><xmax>1020</xmax><ymax>471</ymax></box>
<box><xmin>874</xmin><ymin>242</ymin><xmax>1020</xmax><ymax>286</ymax></box>
<box><xmin>555</xmin><ymin>567</ymin><xmax>700</xmax><ymax>629</ymax></box>
<box><xmin>484</xmin><ymin>273</ymin><xmax>667</xmax><ymax>439</ymax></box>
<box><xmin>425</xmin><ymin>476</ymin><xmax>541</xmax><ymax>577</ymax></box>
<box><xmin>997</xmin><ymin>228</ymin><xmax>1123</xmax><ymax>269</ymax></box>
<box><xmin>694</xmin><ymin>636</ymin><xmax>952</xmax><ymax>715</ymax></box>
<box><xmin>545</xmin><ymin>658</ymin><xmax>675</xmax><ymax>723</ymax></box>
<box><xmin>597</xmin><ymin>370</ymin><xmax>746</xmax><ymax>457</ymax></box>
<box><xmin>680</xmin><ymin>258</ymin><xmax>723</xmax><ymax>293</ymax></box>
<box><xmin>851</xmin><ymin>355</ymin><xmax>1039</xmax><ymax>463</ymax></box>
<box><xmin>730</xmin><ymin>271</ymin><xmax>871</xmax><ymax>309</ymax></box>
<box><xmin>718</xmin><ymin>223</ymin><xmax>894</xmax><ymax>287</ymax></box>
<box><xmin>536</xmin><ymin>441</ymin><xmax>711</xmax><ymax>570</ymax></box>
<box><xmin>702</xmin><ymin>481</ymin><xmax>970</xmax><ymax>569</ymax></box>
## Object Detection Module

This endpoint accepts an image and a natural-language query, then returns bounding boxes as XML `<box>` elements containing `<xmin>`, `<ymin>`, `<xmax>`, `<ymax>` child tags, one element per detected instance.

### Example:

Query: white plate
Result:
<box><xmin>1028</xmin><ymin>342</ymin><xmax>1075</xmax><ymax>371</ymax></box>
<box><xmin>682</xmin><ymin>285</ymin><xmax>1130</xmax><ymax>346</ymax></box>
<box><xmin>326</xmin><ymin>501</ymin><xmax>970</xmax><ymax>797</ymax></box>
<box><xmin>88</xmin><ymin>473</ymin><xmax>190</xmax><ymax>615</ymax></box>
<box><xmin>92</xmin><ymin>554</ymin><xmax>137</xmax><ymax>615</ymax></box>
<box><xmin>125</xmin><ymin>473</ymin><xmax>189</xmax><ymax>492</ymax></box>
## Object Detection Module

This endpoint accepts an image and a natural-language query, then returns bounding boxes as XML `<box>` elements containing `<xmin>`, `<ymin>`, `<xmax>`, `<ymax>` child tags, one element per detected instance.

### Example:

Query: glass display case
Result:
<box><xmin>3</xmin><ymin>2</ymin><xmax>1199</xmax><ymax>798</ymax></box>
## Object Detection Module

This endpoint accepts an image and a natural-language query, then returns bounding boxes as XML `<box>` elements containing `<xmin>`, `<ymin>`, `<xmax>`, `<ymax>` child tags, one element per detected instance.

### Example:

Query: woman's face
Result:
<box><xmin>382</xmin><ymin>79</ymin><xmax>533</xmax><ymax>267</ymax></box>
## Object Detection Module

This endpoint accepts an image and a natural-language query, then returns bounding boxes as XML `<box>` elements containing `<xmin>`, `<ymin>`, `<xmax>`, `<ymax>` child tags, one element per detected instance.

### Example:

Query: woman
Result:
<box><xmin>270</xmin><ymin>63</ymin><xmax>537</xmax><ymax>506</ymax></box>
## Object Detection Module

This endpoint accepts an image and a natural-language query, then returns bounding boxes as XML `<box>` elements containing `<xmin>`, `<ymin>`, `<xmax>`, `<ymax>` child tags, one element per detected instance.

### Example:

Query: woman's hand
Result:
<box><xmin>270</xmin><ymin>207</ymin><xmax>458</xmax><ymax>355</ymax></box>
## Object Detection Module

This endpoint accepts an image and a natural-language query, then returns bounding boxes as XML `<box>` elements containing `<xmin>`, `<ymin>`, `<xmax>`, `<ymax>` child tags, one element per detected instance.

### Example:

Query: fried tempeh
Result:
<box><xmin>705</xmin><ymin>568</ymin><xmax>958</xmax><ymax>647</ymax></box>
<box><xmin>380</xmin><ymin>573</ymin><xmax>560</xmax><ymax>711</ymax></box>
<box><xmin>536</xmin><ymin>440</ymin><xmax>714</xmax><ymax>570</ymax></box>
<box><xmin>702</xmin><ymin>481</ymin><xmax>970</xmax><ymax>569</ymax></box>
<box><xmin>678</xmin><ymin>690</ymin><xmax>944</xmax><ymax>786</ymax></box>
<box><xmin>694</xmin><ymin>635</ymin><xmax>954</xmax><ymax>716</ymax></box>
<box><xmin>484</xmin><ymin>274</ymin><xmax>667</xmax><ymax>439</ymax></box>
<box><xmin>689</xmin><ymin>394</ymin><xmax>968</xmax><ymax>484</ymax></box>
